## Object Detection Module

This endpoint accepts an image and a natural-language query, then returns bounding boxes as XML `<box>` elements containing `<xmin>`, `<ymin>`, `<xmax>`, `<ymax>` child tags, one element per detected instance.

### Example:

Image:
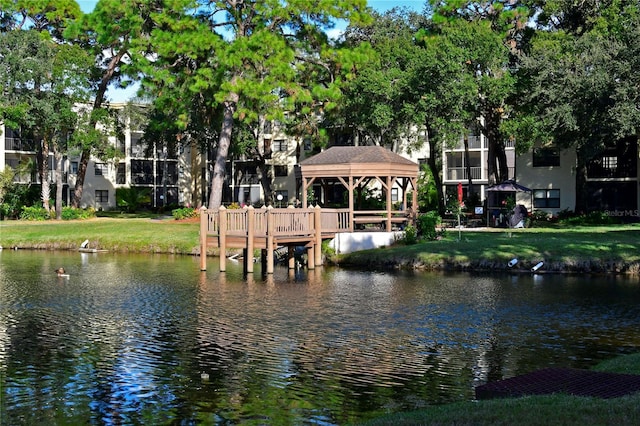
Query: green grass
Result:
<box><xmin>3</xmin><ymin>220</ymin><xmax>640</xmax><ymax>272</ymax></box>
<box><xmin>0</xmin><ymin>217</ymin><xmax>201</xmax><ymax>254</ymax></box>
<box><xmin>339</xmin><ymin>225</ymin><xmax>640</xmax><ymax>273</ymax></box>
<box><xmin>356</xmin><ymin>353</ymin><xmax>640</xmax><ymax>426</ymax></box>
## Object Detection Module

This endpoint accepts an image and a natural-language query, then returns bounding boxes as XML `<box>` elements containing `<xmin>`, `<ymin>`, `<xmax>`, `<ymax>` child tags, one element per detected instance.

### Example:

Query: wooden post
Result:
<box><xmin>246</xmin><ymin>206</ymin><xmax>255</xmax><ymax>273</ymax></box>
<box><xmin>266</xmin><ymin>207</ymin><xmax>274</xmax><ymax>274</ymax></box>
<box><xmin>288</xmin><ymin>246</ymin><xmax>295</xmax><ymax>269</ymax></box>
<box><xmin>219</xmin><ymin>205</ymin><xmax>227</xmax><ymax>272</ymax></box>
<box><xmin>386</xmin><ymin>175</ymin><xmax>392</xmax><ymax>232</ymax></box>
<box><xmin>199</xmin><ymin>206</ymin><xmax>208</xmax><ymax>271</ymax></box>
<box><xmin>314</xmin><ymin>205</ymin><xmax>322</xmax><ymax>266</ymax></box>
<box><xmin>308</xmin><ymin>244</ymin><xmax>315</xmax><ymax>270</ymax></box>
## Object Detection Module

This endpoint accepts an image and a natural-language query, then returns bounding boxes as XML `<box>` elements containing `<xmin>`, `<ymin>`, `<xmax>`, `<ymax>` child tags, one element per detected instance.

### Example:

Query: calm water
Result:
<box><xmin>2</xmin><ymin>251</ymin><xmax>640</xmax><ymax>424</ymax></box>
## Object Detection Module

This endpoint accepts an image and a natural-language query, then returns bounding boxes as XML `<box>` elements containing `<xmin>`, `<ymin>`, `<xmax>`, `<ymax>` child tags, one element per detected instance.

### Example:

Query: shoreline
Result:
<box><xmin>3</xmin><ymin>219</ymin><xmax>640</xmax><ymax>275</ymax></box>
<box><xmin>3</xmin><ymin>243</ymin><xmax>638</xmax><ymax>276</ymax></box>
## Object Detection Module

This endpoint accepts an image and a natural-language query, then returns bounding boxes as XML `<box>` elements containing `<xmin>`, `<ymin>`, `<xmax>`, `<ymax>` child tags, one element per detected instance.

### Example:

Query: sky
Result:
<box><xmin>75</xmin><ymin>0</ymin><xmax>426</xmax><ymax>101</ymax></box>
<box><xmin>77</xmin><ymin>1</ymin><xmax>425</xmax><ymax>14</ymax></box>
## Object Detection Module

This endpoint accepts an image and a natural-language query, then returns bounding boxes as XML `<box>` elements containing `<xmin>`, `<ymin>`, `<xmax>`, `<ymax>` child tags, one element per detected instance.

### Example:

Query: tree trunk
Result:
<box><xmin>40</xmin><ymin>137</ymin><xmax>51</xmax><ymax>211</ymax></box>
<box><xmin>55</xmin><ymin>149</ymin><xmax>63</xmax><ymax>220</ymax></box>
<box><xmin>72</xmin><ymin>49</ymin><xmax>127</xmax><ymax>208</ymax></box>
<box><xmin>208</xmin><ymin>90</ymin><xmax>239</xmax><ymax>209</ymax></box>
<box><xmin>161</xmin><ymin>144</ymin><xmax>168</xmax><ymax>210</ymax></box>
<box><xmin>426</xmin><ymin>124</ymin><xmax>445</xmax><ymax>216</ymax></box>
<box><xmin>484</xmin><ymin>109</ymin><xmax>508</xmax><ymax>185</ymax></box>
<box><xmin>575</xmin><ymin>148</ymin><xmax>589</xmax><ymax>214</ymax></box>
<box><xmin>72</xmin><ymin>150</ymin><xmax>90</xmax><ymax>207</ymax></box>
<box><xmin>464</xmin><ymin>134</ymin><xmax>473</xmax><ymax>199</ymax></box>
<box><xmin>258</xmin><ymin>163</ymin><xmax>273</xmax><ymax>206</ymax></box>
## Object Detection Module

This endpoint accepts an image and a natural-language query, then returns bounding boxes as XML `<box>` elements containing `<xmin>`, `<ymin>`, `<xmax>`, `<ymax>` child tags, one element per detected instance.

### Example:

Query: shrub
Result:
<box><xmin>402</xmin><ymin>224</ymin><xmax>418</xmax><ymax>245</ymax></box>
<box><xmin>562</xmin><ymin>211</ymin><xmax>613</xmax><ymax>226</ymax></box>
<box><xmin>116</xmin><ymin>187</ymin><xmax>151</xmax><ymax>213</ymax></box>
<box><xmin>417</xmin><ymin>211</ymin><xmax>441</xmax><ymax>241</ymax></box>
<box><xmin>172</xmin><ymin>207</ymin><xmax>198</xmax><ymax>220</ymax></box>
<box><xmin>61</xmin><ymin>207</ymin><xmax>96</xmax><ymax>220</ymax></box>
<box><xmin>20</xmin><ymin>206</ymin><xmax>51</xmax><ymax>221</ymax></box>
<box><xmin>321</xmin><ymin>239</ymin><xmax>336</xmax><ymax>258</ymax></box>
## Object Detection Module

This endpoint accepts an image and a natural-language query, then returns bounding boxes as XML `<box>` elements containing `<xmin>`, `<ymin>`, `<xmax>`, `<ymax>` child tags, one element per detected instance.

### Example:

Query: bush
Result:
<box><xmin>402</xmin><ymin>224</ymin><xmax>418</xmax><ymax>245</ymax></box>
<box><xmin>562</xmin><ymin>211</ymin><xmax>613</xmax><ymax>226</ymax></box>
<box><xmin>116</xmin><ymin>187</ymin><xmax>151</xmax><ymax>213</ymax></box>
<box><xmin>61</xmin><ymin>207</ymin><xmax>96</xmax><ymax>220</ymax></box>
<box><xmin>20</xmin><ymin>206</ymin><xmax>51</xmax><ymax>221</ymax></box>
<box><xmin>417</xmin><ymin>211</ymin><xmax>441</xmax><ymax>241</ymax></box>
<box><xmin>172</xmin><ymin>207</ymin><xmax>198</xmax><ymax>220</ymax></box>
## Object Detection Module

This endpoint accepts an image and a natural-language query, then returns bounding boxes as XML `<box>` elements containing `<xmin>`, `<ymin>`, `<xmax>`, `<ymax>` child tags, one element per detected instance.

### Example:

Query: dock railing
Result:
<box><xmin>200</xmin><ymin>205</ymin><xmax>351</xmax><ymax>272</ymax></box>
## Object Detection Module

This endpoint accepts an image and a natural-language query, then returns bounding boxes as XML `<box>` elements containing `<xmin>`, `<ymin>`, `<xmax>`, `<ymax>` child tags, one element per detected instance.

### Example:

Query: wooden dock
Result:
<box><xmin>199</xmin><ymin>206</ymin><xmax>351</xmax><ymax>273</ymax></box>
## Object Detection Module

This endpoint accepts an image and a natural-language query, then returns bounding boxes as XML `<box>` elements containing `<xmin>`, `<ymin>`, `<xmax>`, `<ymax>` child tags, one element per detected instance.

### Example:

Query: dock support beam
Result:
<box><xmin>314</xmin><ymin>205</ymin><xmax>322</xmax><ymax>267</ymax></box>
<box><xmin>245</xmin><ymin>206</ymin><xmax>255</xmax><ymax>273</ymax></box>
<box><xmin>199</xmin><ymin>206</ymin><xmax>208</xmax><ymax>271</ymax></box>
<box><xmin>218</xmin><ymin>206</ymin><xmax>227</xmax><ymax>272</ymax></box>
<box><xmin>266</xmin><ymin>207</ymin><xmax>275</xmax><ymax>274</ymax></box>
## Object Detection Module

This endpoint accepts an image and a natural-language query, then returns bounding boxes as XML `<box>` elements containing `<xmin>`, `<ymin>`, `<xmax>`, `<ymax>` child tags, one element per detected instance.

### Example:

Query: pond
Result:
<box><xmin>1</xmin><ymin>250</ymin><xmax>640</xmax><ymax>424</ymax></box>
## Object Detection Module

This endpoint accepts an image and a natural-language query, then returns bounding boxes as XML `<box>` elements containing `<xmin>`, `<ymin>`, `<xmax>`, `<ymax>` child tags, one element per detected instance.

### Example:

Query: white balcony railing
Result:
<box><xmin>446</xmin><ymin>167</ymin><xmax>483</xmax><ymax>180</ymax></box>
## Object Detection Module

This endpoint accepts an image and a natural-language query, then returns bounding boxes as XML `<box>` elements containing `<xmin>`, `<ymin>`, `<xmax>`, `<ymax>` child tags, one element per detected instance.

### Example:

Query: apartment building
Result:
<box><xmin>0</xmin><ymin>103</ymin><xmax>204</xmax><ymax>211</ymax></box>
<box><xmin>2</xmin><ymin>104</ymin><xmax>638</xmax><ymax>220</ymax></box>
<box><xmin>516</xmin><ymin>137</ymin><xmax>639</xmax><ymax>218</ymax></box>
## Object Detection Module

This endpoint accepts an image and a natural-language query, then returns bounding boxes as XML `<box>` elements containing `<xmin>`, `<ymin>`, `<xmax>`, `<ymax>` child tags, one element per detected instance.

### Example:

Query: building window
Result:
<box><xmin>274</xmin><ymin>165</ymin><xmax>288</xmax><ymax>177</ymax></box>
<box><xmin>304</xmin><ymin>138</ymin><xmax>312</xmax><ymax>151</ymax></box>
<box><xmin>533</xmin><ymin>147</ymin><xmax>560</xmax><ymax>167</ymax></box>
<box><xmin>95</xmin><ymin>190</ymin><xmax>109</xmax><ymax>203</ymax></box>
<box><xmin>273</xmin><ymin>140</ymin><xmax>288</xmax><ymax>152</ymax></box>
<box><xmin>391</xmin><ymin>188</ymin><xmax>399</xmax><ymax>202</ymax></box>
<box><xmin>95</xmin><ymin>163</ymin><xmax>108</xmax><ymax>176</ymax></box>
<box><xmin>263</xmin><ymin>120</ymin><xmax>272</xmax><ymax>134</ymax></box>
<box><xmin>533</xmin><ymin>189</ymin><xmax>560</xmax><ymax>208</ymax></box>
<box><xmin>71</xmin><ymin>162</ymin><xmax>79</xmax><ymax>174</ymax></box>
<box><xmin>602</xmin><ymin>156</ymin><xmax>618</xmax><ymax>171</ymax></box>
<box><xmin>116</xmin><ymin>163</ymin><xmax>126</xmax><ymax>185</ymax></box>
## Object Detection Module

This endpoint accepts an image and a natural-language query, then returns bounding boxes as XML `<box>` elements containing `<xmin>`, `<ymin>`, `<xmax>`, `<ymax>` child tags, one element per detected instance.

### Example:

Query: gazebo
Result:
<box><xmin>486</xmin><ymin>180</ymin><xmax>533</xmax><ymax>227</ymax></box>
<box><xmin>297</xmin><ymin>146</ymin><xmax>419</xmax><ymax>232</ymax></box>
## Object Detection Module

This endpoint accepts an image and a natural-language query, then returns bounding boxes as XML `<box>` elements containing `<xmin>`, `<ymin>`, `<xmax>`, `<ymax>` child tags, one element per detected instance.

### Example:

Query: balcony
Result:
<box><xmin>445</xmin><ymin>166</ymin><xmax>515</xmax><ymax>181</ymax></box>
<box><xmin>446</xmin><ymin>167</ymin><xmax>483</xmax><ymax>180</ymax></box>
<box><xmin>5</xmin><ymin>138</ymin><xmax>36</xmax><ymax>152</ymax></box>
<box><xmin>451</xmin><ymin>136</ymin><xmax>484</xmax><ymax>150</ymax></box>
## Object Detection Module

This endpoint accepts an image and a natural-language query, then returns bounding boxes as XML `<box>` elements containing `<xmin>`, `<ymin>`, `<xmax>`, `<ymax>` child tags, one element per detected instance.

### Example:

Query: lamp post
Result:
<box><xmin>276</xmin><ymin>193</ymin><xmax>283</xmax><ymax>208</ymax></box>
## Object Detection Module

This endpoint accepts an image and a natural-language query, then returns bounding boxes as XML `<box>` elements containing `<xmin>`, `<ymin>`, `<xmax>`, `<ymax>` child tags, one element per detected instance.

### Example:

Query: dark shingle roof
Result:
<box><xmin>300</xmin><ymin>146</ymin><xmax>417</xmax><ymax>166</ymax></box>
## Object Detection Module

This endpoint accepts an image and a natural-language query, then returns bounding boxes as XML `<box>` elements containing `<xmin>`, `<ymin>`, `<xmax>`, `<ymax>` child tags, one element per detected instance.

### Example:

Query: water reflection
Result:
<box><xmin>1</xmin><ymin>250</ymin><xmax>640</xmax><ymax>424</ymax></box>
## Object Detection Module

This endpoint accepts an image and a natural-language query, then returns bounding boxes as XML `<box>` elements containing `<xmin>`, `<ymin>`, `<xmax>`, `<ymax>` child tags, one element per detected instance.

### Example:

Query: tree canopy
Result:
<box><xmin>2</xmin><ymin>0</ymin><xmax>640</xmax><ymax>215</ymax></box>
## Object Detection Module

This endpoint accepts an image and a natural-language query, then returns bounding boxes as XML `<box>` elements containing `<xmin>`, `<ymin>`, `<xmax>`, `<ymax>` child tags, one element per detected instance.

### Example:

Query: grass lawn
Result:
<box><xmin>356</xmin><ymin>353</ymin><xmax>640</xmax><ymax>426</ymax></box>
<box><xmin>0</xmin><ymin>216</ymin><xmax>201</xmax><ymax>254</ymax></box>
<box><xmin>338</xmin><ymin>224</ymin><xmax>640</xmax><ymax>273</ymax></box>
<box><xmin>2</xmin><ymin>219</ymin><xmax>640</xmax><ymax>272</ymax></box>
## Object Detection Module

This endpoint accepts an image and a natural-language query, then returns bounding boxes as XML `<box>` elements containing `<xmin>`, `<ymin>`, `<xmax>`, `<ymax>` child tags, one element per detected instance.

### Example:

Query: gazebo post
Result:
<box><xmin>348</xmin><ymin>176</ymin><xmax>354</xmax><ymax>232</ymax></box>
<box><xmin>385</xmin><ymin>175</ymin><xmax>392</xmax><ymax>232</ymax></box>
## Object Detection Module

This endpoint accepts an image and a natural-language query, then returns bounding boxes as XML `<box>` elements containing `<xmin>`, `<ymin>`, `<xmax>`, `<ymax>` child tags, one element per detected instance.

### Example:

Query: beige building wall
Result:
<box><xmin>515</xmin><ymin>148</ymin><xmax>576</xmax><ymax>215</ymax></box>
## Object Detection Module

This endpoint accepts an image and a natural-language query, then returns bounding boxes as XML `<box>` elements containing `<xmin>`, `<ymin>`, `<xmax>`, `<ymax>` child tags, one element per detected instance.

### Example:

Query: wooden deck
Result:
<box><xmin>200</xmin><ymin>206</ymin><xmax>414</xmax><ymax>274</ymax></box>
<box><xmin>199</xmin><ymin>206</ymin><xmax>351</xmax><ymax>273</ymax></box>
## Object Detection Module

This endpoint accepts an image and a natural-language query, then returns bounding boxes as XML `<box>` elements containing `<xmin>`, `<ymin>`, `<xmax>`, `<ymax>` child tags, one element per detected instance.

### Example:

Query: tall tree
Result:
<box><xmin>0</xmin><ymin>29</ymin><xmax>93</xmax><ymax>214</ymax></box>
<box><xmin>515</xmin><ymin>2</ymin><xmax>640</xmax><ymax>212</ymax></box>
<box><xmin>338</xmin><ymin>8</ymin><xmax>421</xmax><ymax>151</ymax></box>
<box><xmin>430</xmin><ymin>0</ymin><xmax>531</xmax><ymax>184</ymax></box>
<box><xmin>410</xmin><ymin>18</ymin><xmax>478</xmax><ymax>214</ymax></box>
<box><xmin>142</xmin><ymin>0</ymin><xmax>371</xmax><ymax>209</ymax></box>
<box><xmin>64</xmin><ymin>0</ymin><xmax>152</xmax><ymax>207</ymax></box>
<box><xmin>0</xmin><ymin>0</ymin><xmax>81</xmax><ymax>38</ymax></box>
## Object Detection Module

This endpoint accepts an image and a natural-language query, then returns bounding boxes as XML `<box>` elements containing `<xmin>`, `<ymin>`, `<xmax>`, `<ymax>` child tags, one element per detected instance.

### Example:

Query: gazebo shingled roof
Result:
<box><xmin>298</xmin><ymin>146</ymin><xmax>419</xmax><ymax>232</ymax></box>
<box><xmin>300</xmin><ymin>145</ymin><xmax>417</xmax><ymax>167</ymax></box>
